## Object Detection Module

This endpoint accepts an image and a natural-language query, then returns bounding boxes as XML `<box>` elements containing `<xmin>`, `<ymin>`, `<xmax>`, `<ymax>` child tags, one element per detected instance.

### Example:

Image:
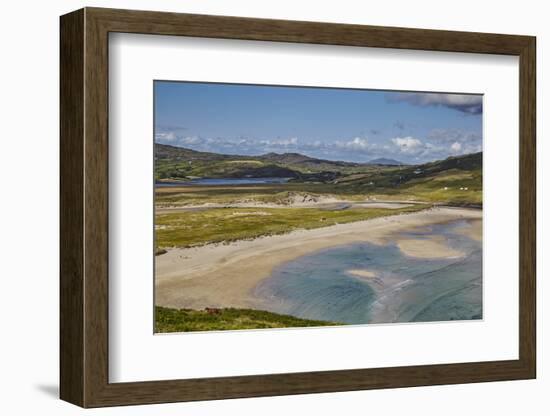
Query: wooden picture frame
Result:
<box><xmin>60</xmin><ymin>7</ymin><xmax>536</xmax><ymax>408</ymax></box>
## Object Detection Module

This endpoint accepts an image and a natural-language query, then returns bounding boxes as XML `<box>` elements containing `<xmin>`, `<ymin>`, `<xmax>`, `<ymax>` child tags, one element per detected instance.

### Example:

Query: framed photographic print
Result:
<box><xmin>60</xmin><ymin>7</ymin><xmax>536</xmax><ymax>408</ymax></box>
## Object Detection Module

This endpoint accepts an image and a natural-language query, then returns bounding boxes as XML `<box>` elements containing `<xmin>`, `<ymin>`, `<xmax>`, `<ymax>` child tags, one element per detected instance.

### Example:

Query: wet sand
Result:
<box><xmin>453</xmin><ymin>218</ymin><xmax>482</xmax><ymax>242</ymax></box>
<box><xmin>397</xmin><ymin>235</ymin><xmax>464</xmax><ymax>258</ymax></box>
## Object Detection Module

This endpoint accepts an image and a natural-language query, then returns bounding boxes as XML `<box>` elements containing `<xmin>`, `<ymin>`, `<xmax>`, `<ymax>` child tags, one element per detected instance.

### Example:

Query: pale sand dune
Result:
<box><xmin>155</xmin><ymin>207</ymin><xmax>481</xmax><ymax>310</ymax></box>
<box><xmin>156</xmin><ymin>199</ymin><xmax>415</xmax><ymax>213</ymax></box>
<box><xmin>156</xmin><ymin>194</ymin><xmax>342</xmax><ymax>212</ymax></box>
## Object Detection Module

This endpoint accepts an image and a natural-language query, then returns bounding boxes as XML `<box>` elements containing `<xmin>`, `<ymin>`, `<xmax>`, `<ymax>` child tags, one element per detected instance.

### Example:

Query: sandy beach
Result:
<box><xmin>155</xmin><ymin>207</ymin><xmax>482</xmax><ymax>310</ymax></box>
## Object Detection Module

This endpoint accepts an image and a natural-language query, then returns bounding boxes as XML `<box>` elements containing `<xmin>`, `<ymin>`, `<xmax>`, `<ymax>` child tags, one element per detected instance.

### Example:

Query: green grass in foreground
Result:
<box><xmin>155</xmin><ymin>204</ymin><xmax>428</xmax><ymax>248</ymax></box>
<box><xmin>155</xmin><ymin>306</ymin><xmax>339</xmax><ymax>332</ymax></box>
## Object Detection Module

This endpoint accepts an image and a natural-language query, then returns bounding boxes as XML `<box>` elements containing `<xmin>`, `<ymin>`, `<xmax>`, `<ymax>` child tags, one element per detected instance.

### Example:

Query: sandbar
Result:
<box><xmin>396</xmin><ymin>235</ymin><xmax>464</xmax><ymax>259</ymax></box>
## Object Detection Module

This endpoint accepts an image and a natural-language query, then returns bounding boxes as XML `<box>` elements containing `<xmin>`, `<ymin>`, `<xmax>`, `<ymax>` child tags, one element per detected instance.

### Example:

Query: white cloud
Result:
<box><xmin>336</xmin><ymin>137</ymin><xmax>370</xmax><ymax>150</ymax></box>
<box><xmin>155</xmin><ymin>132</ymin><xmax>177</xmax><ymax>142</ymax></box>
<box><xmin>391</xmin><ymin>136</ymin><xmax>423</xmax><ymax>153</ymax></box>
<box><xmin>268</xmin><ymin>137</ymin><xmax>298</xmax><ymax>147</ymax></box>
<box><xmin>155</xmin><ymin>128</ymin><xmax>480</xmax><ymax>164</ymax></box>
<box><xmin>450</xmin><ymin>141</ymin><xmax>462</xmax><ymax>152</ymax></box>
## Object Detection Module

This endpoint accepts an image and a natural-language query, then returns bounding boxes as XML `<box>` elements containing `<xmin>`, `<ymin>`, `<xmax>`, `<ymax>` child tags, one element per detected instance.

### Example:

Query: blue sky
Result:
<box><xmin>154</xmin><ymin>81</ymin><xmax>482</xmax><ymax>164</ymax></box>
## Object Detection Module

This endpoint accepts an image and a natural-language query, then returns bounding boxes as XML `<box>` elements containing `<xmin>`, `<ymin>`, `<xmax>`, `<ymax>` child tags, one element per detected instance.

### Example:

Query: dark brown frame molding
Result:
<box><xmin>60</xmin><ymin>7</ymin><xmax>536</xmax><ymax>408</ymax></box>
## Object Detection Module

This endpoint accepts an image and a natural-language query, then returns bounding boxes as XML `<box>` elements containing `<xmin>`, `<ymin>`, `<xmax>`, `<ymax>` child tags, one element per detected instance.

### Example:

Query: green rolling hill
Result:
<box><xmin>156</xmin><ymin>143</ymin><xmax>390</xmax><ymax>180</ymax></box>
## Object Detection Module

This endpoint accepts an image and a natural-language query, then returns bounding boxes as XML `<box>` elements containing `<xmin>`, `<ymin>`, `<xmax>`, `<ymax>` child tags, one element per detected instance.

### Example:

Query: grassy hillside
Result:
<box><xmin>155</xmin><ymin>306</ymin><xmax>339</xmax><ymax>332</ymax></box>
<box><xmin>334</xmin><ymin>152</ymin><xmax>482</xmax><ymax>205</ymax></box>
<box><xmin>155</xmin><ymin>143</ymin><xmax>380</xmax><ymax>180</ymax></box>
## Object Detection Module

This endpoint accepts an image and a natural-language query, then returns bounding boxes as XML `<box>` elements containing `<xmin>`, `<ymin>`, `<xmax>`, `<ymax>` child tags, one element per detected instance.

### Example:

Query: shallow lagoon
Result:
<box><xmin>254</xmin><ymin>220</ymin><xmax>482</xmax><ymax>325</ymax></box>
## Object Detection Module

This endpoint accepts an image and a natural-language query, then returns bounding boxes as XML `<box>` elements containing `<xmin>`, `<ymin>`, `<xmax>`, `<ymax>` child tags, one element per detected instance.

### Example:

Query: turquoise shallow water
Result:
<box><xmin>253</xmin><ymin>220</ymin><xmax>482</xmax><ymax>325</ymax></box>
